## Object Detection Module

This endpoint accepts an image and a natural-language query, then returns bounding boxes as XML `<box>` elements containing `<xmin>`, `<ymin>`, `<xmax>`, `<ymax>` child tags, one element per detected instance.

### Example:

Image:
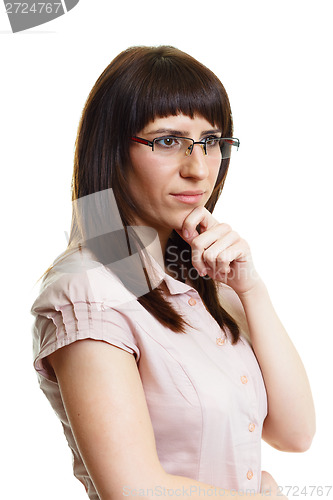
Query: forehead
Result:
<box><xmin>140</xmin><ymin>113</ymin><xmax>219</xmax><ymax>136</ymax></box>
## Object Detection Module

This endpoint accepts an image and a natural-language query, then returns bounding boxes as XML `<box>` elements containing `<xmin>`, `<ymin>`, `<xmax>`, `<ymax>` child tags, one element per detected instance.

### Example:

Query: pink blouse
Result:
<box><xmin>30</xmin><ymin>247</ymin><xmax>267</xmax><ymax>498</ymax></box>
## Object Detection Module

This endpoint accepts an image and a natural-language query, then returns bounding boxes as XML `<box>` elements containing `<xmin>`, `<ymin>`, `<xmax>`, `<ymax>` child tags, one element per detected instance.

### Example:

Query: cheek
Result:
<box><xmin>212</xmin><ymin>161</ymin><xmax>223</xmax><ymax>183</ymax></box>
<box><xmin>127</xmin><ymin>166</ymin><xmax>160</xmax><ymax>205</ymax></box>
<box><xmin>131</xmin><ymin>163</ymin><xmax>172</xmax><ymax>198</ymax></box>
<box><xmin>128</xmin><ymin>152</ymin><xmax>159</xmax><ymax>185</ymax></box>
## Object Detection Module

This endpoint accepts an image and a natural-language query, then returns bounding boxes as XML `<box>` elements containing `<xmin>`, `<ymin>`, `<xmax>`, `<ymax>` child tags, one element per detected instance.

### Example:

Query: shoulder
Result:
<box><xmin>31</xmin><ymin>246</ymin><xmax>138</xmax><ymax>317</ymax></box>
<box><xmin>31</xmin><ymin>247</ymin><xmax>142</xmax><ymax>381</ymax></box>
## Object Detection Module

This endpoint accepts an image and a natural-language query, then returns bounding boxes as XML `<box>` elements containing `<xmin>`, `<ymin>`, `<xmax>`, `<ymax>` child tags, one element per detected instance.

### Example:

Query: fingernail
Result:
<box><xmin>183</xmin><ymin>229</ymin><xmax>189</xmax><ymax>238</ymax></box>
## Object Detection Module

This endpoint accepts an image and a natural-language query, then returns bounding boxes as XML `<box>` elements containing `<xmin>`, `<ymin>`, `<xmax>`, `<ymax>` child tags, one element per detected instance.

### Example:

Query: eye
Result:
<box><xmin>154</xmin><ymin>136</ymin><xmax>180</xmax><ymax>148</ymax></box>
<box><xmin>205</xmin><ymin>136</ymin><xmax>221</xmax><ymax>148</ymax></box>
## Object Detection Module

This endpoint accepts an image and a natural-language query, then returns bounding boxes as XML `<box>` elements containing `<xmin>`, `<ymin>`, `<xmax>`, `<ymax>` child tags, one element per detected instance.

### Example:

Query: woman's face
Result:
<box><xmin>127</xmin><ymin>113</ymin><xmax>222</xmax><ymax>250</ymax></box>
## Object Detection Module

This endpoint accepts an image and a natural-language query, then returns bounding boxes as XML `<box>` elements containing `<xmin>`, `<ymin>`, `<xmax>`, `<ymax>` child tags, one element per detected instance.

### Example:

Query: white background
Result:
<box><xmin>1</xmin><ymin>1</ymin><xmax>332</xmax><ymax>498</ymax></box>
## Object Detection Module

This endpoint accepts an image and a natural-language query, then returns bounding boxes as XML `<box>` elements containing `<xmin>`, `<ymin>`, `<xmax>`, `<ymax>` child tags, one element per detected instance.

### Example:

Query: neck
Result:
<box><xmin>130</xmin><ymin>225</ymin><xmax>170</xmax><ymax>270</ymax></box>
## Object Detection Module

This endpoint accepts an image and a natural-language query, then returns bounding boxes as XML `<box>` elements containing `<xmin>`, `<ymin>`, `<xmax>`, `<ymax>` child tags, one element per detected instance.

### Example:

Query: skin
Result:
<box><xmin>127</xmin><ymin>112</ymin><xmax>265</xmax><ymax>292</ymax></box>
<box><xmin>128</xmin><ymin>113</ymin><xmax>316</xmax><ymax>489</ymax></box>
<box><xmin>46</xmin><ymin>114</ymin><xmax>313</xmax><ymax>499</ymax></box>
<box><xmin>128</xmin><ymin>113</ymin><xmax>222</xmax><ymax>255</ymax></box>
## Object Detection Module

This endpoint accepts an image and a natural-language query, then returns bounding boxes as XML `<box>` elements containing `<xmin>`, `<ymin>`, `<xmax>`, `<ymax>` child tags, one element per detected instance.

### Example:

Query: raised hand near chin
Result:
<box><xmin>175</xmin><ymin>206</ymin><xmax>263</xmax><ymax>297</ymax></box>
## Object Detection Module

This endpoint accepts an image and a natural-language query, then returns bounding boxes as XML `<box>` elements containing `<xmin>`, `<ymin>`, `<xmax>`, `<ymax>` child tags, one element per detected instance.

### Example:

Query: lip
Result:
<box><xmin>172</xmin><ymin>191</ymin><xmax>204</xmax><ymax>195</ymax></box>
<box><xmin>170</xmin><ymin>192</ymin><xmax>205</xmax><ymax>204</ymax></box>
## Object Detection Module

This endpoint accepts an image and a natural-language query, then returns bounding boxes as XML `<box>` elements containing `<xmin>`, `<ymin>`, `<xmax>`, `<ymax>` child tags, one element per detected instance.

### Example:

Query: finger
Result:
<box><xmin>188</xmin><ymin>225</ymin><xmax>234</xmax><ymax>273</ymax></box>
<box><xmin>213</xmin><ymin>267</ymin><xmax>231</xmax><ymax>283</ymax></box>
<box><xmin>181</xmin><ymin>207</ymin><xmax>218</xmax><ymax>240</ymax></box>
<box><xmin>192</xmin><ymin>230</ymin><xmax>240</xmax><ymax>276</ymax></box>
<box><xmin>217</xmin><ymin>244</ymin><xmax>246</xmax><ymax>267</ymax></box>
<box><xmin>210</xmin><ymin>243</ymin><xmax>246</xmax><ymax>276</ymax></box>
<box><xmin>192</xmin><ymin>223</ymin><xmax>233</xmax><ymax>251</ymax></box>
<box><xmin>175</xmin><ymin>227</ymin><xmax>200</xmax><ymax>242</ymax></box>
<box><xmin>201</xmin><ymin>230</ymin><xmax>241</xmax><ymax>267</ymax></box>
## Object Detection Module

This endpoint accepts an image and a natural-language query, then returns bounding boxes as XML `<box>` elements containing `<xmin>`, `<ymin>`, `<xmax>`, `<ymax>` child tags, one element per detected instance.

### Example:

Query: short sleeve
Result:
<box><xmin>30</xmin><ymin>264</ymin><xmax>141</xmax><ymax>382</ymax></box>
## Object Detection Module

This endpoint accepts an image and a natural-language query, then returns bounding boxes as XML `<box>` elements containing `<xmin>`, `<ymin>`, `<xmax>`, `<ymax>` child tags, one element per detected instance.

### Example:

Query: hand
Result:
<box><xmin>176</xmin><ymin>206</ymin><xmax>262</xmax><ymax>296</ymax></box>
<box><xmin>261</xmin><ymin>471</ymin><xmax>288</xmax><ymax>499</ymax></box>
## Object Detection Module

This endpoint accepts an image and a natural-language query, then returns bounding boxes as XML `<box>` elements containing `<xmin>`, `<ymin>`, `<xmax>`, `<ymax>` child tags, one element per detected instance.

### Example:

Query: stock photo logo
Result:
<box><xmin>62</xmin><ymin>188</ymin><xmax>164</xmax><ymax>306</ymax></box>
<box><xmin>3</xmin><ymin>0</ymin><xmax>79</xmax><ymax>33</ymax></box>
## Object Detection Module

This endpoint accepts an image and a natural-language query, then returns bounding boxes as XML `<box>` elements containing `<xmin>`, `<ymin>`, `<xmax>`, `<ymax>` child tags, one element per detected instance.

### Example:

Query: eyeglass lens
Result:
<box><xmin>152</xmin><ymin>137</ymin><xmax>237</xmax><ymax>159</ymax></box>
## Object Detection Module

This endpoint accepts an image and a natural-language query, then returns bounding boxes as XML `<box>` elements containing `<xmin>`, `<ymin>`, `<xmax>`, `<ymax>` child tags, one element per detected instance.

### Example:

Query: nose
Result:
<box><xmin>180</xmin><ymin>143</ymin><xmax>209</xmax><ymax>180</ymax></box>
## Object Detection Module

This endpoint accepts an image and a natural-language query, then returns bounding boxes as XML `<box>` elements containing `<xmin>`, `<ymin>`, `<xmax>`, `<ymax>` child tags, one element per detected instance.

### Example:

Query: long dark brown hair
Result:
<box><xmin>38</xmin><ymin>45</ymin><xmax>240</xmax><ymax>344</ymax></box>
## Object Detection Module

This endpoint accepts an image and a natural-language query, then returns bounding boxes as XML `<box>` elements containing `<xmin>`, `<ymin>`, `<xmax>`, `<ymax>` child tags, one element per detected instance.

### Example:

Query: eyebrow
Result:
<box><xmin>144</xmin><ymin>128</ymin><xmax>222</xmax><ymax>137</ymax></box>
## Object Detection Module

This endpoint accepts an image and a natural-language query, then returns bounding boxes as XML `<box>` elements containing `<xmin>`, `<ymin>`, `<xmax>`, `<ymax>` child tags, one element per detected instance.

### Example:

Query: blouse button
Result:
<box><xmin>248</xmin><ymin>423</ymin><xmax>256</xmax><ymax>432</ymax></box>
<box><xmin>188</xmin><ymin>297</ymin><xmax>197</xmax><ymax>306</ymax></box>
<box><xmin>247</xmin><ymin>470</ymin><xmax>254</xmax><ymax>480</ymax></box>
<box><xmin>240</xmin><ymin>375</ymin><xmax>248</xmax><ymax>384</ymax></box>
<box><xmin>216</xmin><ymin>337</ymin><xmax>226</xmax><ymax>345</ymax></box>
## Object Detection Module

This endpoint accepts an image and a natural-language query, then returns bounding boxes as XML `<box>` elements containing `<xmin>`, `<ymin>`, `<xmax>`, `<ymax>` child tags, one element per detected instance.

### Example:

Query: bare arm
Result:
<box><xmin>48</xmin><ymin>339</ymin><xmax>286</xmax><ymax>499</ymax></box>
<box><xmin>173</xmin><ymin>205</ymin><xmax>316</xmax><ymax>453</ymax></box>
<box><xmin>48</xmin><ymin>339</ymin><xmax>164</xmax><ymax>498</ymax></box>
<box><xmin>237</xmin><ymin>279</ymin><xmax>316</xmax><ymax>452</ymax></box>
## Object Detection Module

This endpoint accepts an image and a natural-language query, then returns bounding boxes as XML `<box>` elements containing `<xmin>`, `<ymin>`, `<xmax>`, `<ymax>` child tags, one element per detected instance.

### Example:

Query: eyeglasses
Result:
<box><xmin>131</xmin><ymin>135</ymin><xmax>240</xmax><ymax>160</ymax></box>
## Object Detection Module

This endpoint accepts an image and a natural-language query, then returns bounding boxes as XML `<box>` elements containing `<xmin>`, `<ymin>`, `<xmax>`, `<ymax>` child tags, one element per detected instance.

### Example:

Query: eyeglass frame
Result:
<box><xmin>131</xmin><ymin>135</ymin><xmax>240</xmax><ymax>158</ymax></box>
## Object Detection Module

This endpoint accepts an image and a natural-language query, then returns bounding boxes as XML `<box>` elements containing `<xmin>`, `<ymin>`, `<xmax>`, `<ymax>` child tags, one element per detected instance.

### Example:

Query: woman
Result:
<box><xmin>30</xmin><ymin>45</ymin><xmax>315</xmax><ymax>499</ymax></box>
